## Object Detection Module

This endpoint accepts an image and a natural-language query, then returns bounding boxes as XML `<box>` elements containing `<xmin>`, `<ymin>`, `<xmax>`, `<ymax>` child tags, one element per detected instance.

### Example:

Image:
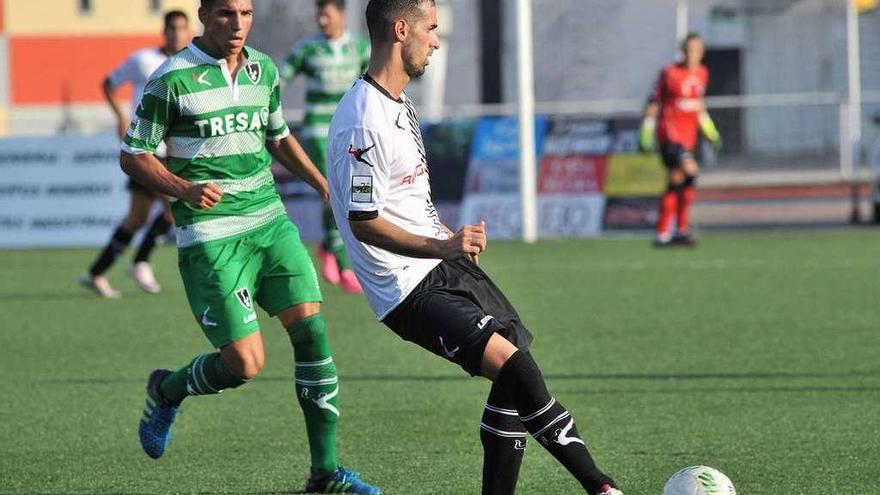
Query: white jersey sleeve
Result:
<box><xmin>341</xmin><ymin>127</ymin><xmax>394</xmax><ymax>219</ymax></box>
<box><xmin>106</xmin><ymin>54</ymin><xmax>141</xmax><ymax>88</ymax></box>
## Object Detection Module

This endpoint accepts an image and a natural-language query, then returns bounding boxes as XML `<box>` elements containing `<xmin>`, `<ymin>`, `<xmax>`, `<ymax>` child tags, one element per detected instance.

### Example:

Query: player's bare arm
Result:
<box><xmin>120</xmin><ymin>151</ymin><xmax>222</xmax><ymax>209</ymax></box>
<box><xmin>102</xmin><ymin>78</ymin><xmax>129</xmax><ymax>139</ymax></box>
<box><xmin>350</xmin><ymin>216</ymin><xmax>485</xmax><ymax>260</ymax></box>
<box><xmin>265</xmin><ymin>135</ymin><xmax>329</xmax><ymax>200</ymax></box>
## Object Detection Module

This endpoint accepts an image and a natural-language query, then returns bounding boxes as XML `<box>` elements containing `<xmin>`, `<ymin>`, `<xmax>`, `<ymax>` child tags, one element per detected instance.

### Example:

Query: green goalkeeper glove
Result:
<box><xmin>699</xmin><ymin>111</ymin><xmax>722</xmax><ymax>151</ymax></box>
<box><xmin>638</xmin><ymin>118</ymin><xmax>656</xmax><ymax>153</ymax></box>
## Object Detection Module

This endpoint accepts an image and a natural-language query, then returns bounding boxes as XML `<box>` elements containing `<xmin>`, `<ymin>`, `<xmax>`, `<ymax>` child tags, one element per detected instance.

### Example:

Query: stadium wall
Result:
<box><xmin>1</xmin><ymin>0</ymin><xmax>198</xmax><ymax>135</ymax></box>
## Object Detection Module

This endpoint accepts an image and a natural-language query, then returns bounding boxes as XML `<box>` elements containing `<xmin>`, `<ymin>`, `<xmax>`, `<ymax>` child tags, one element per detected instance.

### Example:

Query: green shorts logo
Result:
<box><xmin>235</xmin><ymin>288</ymin><xmax>253</xmax><ymax>311</ymax></box>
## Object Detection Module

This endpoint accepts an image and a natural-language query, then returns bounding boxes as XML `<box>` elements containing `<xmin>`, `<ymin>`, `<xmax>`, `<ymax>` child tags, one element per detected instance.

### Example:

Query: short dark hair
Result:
<box><xmin>316</xmin><ymin>0</ymin><xmax>345</xmax><ymax>10</ymax></box>
<box><xmin>680</xmin><ymin>32</ymin><xmax>702</xmax><ymax>51</ymax></box>
<box><xmin>164</xmin><ymin>10</ymin><xmax>188</xmax><ymax>27</ymax></box>
<box><xmin>365</xmin><ymin>0</ymin><xmax>435</xmax><ymax>42</ymax></box>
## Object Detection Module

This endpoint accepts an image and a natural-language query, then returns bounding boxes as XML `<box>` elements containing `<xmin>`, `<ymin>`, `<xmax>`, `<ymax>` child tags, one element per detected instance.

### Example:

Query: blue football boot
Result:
<box><xmin>138</xmin><ymin>369</ymin><xmax>179</xmax><ymax>459</ymax></box>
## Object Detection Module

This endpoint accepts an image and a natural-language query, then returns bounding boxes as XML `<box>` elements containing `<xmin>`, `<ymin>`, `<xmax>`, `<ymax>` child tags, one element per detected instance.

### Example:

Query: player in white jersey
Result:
<box><xmin>80</xmin><ymin>11</ymin><xmax>190</xmax><ymax>298</ymax></box>
<box><xmin>326</xmin><ymin>1</ymin><xmax>623</xmax><ymax>494</ymax></box>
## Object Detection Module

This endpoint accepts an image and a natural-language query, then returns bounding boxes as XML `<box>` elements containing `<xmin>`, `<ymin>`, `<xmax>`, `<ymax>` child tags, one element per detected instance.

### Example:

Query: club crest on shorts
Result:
<box><xmin>244</xmin><ymin>62</ymin><xmax>261</xmax><ymax>84</ymax></box>
<box><xmin>234</xmin><ymin>288</ymin><xmax>253</xmax><ymax>311</ymax></box>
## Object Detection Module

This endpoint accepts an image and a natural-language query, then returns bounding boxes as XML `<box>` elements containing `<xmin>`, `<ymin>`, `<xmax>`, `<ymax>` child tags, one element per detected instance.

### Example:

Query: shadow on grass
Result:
<box><xmin>34</xmin><ymin>368</ymin><xmax>880</xmax><ymax>391</ymax></box>
<box><xmin>0</xmin><ymin>291</ymin><xmax>98</xmax><ymax>302</ymax></box>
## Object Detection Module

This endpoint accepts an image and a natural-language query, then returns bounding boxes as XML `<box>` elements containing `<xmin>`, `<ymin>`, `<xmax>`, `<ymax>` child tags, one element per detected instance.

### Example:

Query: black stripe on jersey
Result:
<box><xmin>404</xmin><ymin>99</ymin><xmax>428</xmax><ymax>165</ymax></box>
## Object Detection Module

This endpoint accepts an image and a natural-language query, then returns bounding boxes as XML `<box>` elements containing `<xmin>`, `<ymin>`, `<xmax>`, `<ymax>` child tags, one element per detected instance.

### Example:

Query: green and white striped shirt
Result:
<box><xmin>123</xmin><ymin>39</ymin><xmax>289</xmax><ymax>248</ymax></box>
<box><xmin>281</xmin><ymin>32</ymin><xmax>370</xmax><ymax>140</ymax></box>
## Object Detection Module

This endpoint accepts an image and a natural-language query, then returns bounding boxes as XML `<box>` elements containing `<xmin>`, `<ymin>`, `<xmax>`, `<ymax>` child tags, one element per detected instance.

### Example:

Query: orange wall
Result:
<box><xmin>10</xmin><ymin>35</ymin><xmax>162</xmax><ymax>104</ymax></box>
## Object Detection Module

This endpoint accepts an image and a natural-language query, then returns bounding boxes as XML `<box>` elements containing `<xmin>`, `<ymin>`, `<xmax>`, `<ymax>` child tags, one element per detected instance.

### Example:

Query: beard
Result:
<box><xmin>403</xmin><ymin>56</ymin><xmax>427</xmax><ymax>79</ymax></box>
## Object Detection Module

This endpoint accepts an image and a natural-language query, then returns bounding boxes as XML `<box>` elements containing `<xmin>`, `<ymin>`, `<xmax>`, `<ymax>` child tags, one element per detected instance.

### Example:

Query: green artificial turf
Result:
<box><xmin>1</xmin><ymin>230</ymin><xmax>877</xmax><ymax>494</ymax></box>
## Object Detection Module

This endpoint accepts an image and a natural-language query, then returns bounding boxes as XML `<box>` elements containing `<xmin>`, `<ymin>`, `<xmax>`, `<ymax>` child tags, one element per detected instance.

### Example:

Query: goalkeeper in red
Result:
<box><xmin>639</xmin><ymin>32</ymin><xmax>721</xmax><ymax>247</ymax></box>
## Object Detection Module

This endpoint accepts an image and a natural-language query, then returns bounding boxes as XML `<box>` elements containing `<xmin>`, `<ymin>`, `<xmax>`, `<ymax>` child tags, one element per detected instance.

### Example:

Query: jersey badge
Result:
<box><xmin>244</xmin><ymin>62</ymin><xmax>262</xmax><ymax>84</ymax></box>
<box><xmin>351</xmin><ymin>176</ymin><xmax>373</xmax><ymax>203</ymax></box>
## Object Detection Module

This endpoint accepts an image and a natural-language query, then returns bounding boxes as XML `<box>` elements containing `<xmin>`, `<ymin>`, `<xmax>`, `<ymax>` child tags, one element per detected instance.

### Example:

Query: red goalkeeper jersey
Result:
<box><xmin>651</xmin><ymin>63</ymin><xmax>709</xmax><ymax>150</ymax></box>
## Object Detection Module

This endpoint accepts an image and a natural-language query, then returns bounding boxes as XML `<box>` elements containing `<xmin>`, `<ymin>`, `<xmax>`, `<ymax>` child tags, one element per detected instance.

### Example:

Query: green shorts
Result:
<box><xmin>178</xmin><ymin>217</ymin><xmax>322</xmax><ymax>348</ymax></box>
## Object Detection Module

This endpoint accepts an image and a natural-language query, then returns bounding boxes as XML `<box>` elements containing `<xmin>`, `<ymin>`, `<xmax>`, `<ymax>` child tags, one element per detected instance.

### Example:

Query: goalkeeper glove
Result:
<box><xmin>699</xmin><ymin>111</ymin><xmax>722</xmax><ymax>151</ymax></box>
<box><xmin>638</xmin><ymin>117</ymin><xmax>656</xmax><ymax>153</ymax></box>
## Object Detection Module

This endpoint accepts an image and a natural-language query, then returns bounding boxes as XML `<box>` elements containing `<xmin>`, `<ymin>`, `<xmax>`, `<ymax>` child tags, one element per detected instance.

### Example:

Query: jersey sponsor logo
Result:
<box><xmin>351</xmin><ymin>175</ymin><xmax>373</xmax><ymax>203</ymax></box>
<box><xmin>244</xmin><ymin>62</ymin><xmax>262</xmax><ymax>84</ymax></box>
<box><xmin>235</xmin><ymin>288</ymin><xmax>253</xmax><ymax>310</ymax></box>
<box><xmin>401</xmin><ymin>164</ymin><xmax>428</xmax><ymax>185</ymax></box>
<box><xmin>438</xmin><ymin>336</ymin><xmax>460</xmax><ymax>358</ymax></box>
<box><xmin>348</xmin><ymin>143</ymin><xmax>376</xmax><ymax>168</ymax></box>
<box><xmin>199</xmin><ymin>307</ymin><xmax>218</xmax><ymax>327</ymax></box>
<box><xmin>194</xmin><ymin>109</ymin><xmax>268</xmax><ymax>137</ymax></box>
<box><xmin>194</xmin><ymin>69</ymin><xmax>212</xmax><ymax>86</ymax></box>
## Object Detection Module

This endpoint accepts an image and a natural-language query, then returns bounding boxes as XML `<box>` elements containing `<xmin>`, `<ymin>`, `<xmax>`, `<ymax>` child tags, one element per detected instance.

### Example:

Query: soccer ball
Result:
<box><xmin>663</xmin><ymin>466</ymin><xmax>736</xmax><ymax>495</ymax></box>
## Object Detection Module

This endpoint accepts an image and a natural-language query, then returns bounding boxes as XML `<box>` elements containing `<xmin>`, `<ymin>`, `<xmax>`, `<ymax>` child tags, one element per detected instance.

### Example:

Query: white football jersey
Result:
<box><xmin>107</xmin><ymin>47</ymin><xmax>168</xmax><ymax>155</ymax></box>
<box><xmin>328</xmin><ymin>75</ymin><xmax>447</xmax><ymax>319</ymax></box>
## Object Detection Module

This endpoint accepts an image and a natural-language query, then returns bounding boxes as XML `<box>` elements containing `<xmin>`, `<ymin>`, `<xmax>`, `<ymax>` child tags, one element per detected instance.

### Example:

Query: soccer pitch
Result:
<box><xmin>1</xmin><ymin>230</ymin><xmax>877</xmax><ymax>494</ymax></box>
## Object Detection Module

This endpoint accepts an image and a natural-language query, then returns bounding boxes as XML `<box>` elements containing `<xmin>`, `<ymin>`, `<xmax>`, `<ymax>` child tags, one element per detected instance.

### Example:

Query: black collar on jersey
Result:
<box><xmin>363</xmin><ymin>73</ymin><xmax>403</xmax><ymax>103</ymax></box>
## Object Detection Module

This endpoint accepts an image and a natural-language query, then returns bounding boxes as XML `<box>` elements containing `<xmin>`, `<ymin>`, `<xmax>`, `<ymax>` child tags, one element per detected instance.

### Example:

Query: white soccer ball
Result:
<box><xmin>663</xmin><ymin>466</ymin><xmax>736</xmax><ymax>495</ymax></box>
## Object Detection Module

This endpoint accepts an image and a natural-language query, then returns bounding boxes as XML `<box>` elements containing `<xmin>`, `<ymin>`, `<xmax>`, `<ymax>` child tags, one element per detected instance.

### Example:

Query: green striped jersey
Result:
<box><xmin>123</xmin><ymin>39</ymin><xmax>290</xmax><ymax>248</ymax></box>
<box><xmin>281</xmin><ymin>31</ymin><xmax>369</xmax><ymax>140</ymax></box>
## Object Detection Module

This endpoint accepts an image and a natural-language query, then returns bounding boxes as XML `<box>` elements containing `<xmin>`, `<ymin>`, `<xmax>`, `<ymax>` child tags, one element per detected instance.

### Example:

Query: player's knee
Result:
<box><xmin>225</xmin><ymin>348</ymin><xmax>265</xmax><ymax>380</ymax></box>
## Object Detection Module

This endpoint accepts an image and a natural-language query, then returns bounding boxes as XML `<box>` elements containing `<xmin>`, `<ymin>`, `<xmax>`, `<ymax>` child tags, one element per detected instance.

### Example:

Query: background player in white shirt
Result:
<box><xmin>80</xmin><ymin>11</ymin><xmax>190</xmax><ymax>298</ymax></box>
<box><xmin>327</xmin><ymin>1</ymin><xmax>623</xmax><ymax>494</ymax></box>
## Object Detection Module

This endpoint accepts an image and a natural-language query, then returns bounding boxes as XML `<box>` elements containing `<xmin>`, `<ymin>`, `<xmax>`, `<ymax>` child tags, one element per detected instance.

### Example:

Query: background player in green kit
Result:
<box><xmin>119</xmin><ymin>1</ymin><xmax>380</xmax><ymax>493</ymax></box>
<box><xmin>282</xmin><ymin>0</ymin><xmax>370</xmax><ymax>294</ymax></box>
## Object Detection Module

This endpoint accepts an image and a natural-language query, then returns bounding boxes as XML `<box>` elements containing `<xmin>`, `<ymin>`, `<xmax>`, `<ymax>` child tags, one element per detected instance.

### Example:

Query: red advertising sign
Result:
<box><xmin>538</xmin><ymin>155</ymin><xmax>608</xmax><ymax>194</ymax></box>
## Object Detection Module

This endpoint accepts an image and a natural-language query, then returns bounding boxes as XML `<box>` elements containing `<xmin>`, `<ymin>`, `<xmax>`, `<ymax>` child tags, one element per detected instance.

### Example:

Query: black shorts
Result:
<box><xmin>659</xmin><ymin>142</ymin><xmax>694</xmax><ymax>169</ymax></box>
<box><xmin>382</xmin><ymin>257</ymin><xmax>534</xmax><ymax>377</ymax></box>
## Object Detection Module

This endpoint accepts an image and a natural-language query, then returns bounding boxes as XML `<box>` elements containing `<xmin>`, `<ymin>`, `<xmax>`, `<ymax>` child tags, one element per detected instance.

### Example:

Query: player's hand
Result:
<box><xmin>638</xmin><ymin>122</ymin><xmax>655</xmax><ymax>153</ymax></box>
<box><xmin>183</xmin><ymin>183</ymin><xmax>223</xmax><ymax>209</ymax></box>
<box><xmin>444</xmin><ymin>221</ymin><xmax>487</xmax><ymax>260</ymax></box>
<box><xmin>699</xmin><ymin>111</ymin><xmax>722</xmax><ymax>152</ymax></box>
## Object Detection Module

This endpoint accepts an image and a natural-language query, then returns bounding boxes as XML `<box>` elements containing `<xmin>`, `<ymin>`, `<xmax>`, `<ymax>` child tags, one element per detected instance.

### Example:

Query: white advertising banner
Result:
<box><xmin>460</xmin><ymin>193</ymin><xmax>606</xmax><ymax>239</ymax></box>
<box><xmin>0</xmin><ymin>135</ymin><xmax>129</xmax><ymax>248</ymax></box>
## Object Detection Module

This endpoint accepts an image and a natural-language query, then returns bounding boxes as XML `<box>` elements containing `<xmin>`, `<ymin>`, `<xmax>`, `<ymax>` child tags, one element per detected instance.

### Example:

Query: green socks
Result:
<box><xmin>322</xmin><ymin>207</ymin><xmax>350</xmax><ymax>270</ymax></box>
<box><xmin>287</xmin><ymin>314</ymin><xmax>340</xmax><ymax>474</ymax></box>
<box><xmin>159</xmin><ymin>352</ymin><xmax>247</xmax><ymax>405</ymax></box>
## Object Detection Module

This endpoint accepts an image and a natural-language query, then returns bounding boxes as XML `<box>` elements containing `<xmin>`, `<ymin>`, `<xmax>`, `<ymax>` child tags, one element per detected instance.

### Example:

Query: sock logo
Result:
<box><xmin>438</xmin><ymin>336</ymin><xmax>460</xmax><ymax>358</ymax></box>
<box><xmin>552</xmin><ymin>418</ymin><xmax>585</xmax><ymax>447</ymax></box>
<box><xmin>235</xmin><ymin>288</ymin><xmax>253</xmax><ymax>311</ymax></box>
<box><xmin>313</xmin><ymin>385</ymin><xmax>340</xmax><ymax>416</ymax></box>
<box><xmin>514</xmin><ymin>439</ymin><xmax>527</xmax><ymax>450</ymax></box>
